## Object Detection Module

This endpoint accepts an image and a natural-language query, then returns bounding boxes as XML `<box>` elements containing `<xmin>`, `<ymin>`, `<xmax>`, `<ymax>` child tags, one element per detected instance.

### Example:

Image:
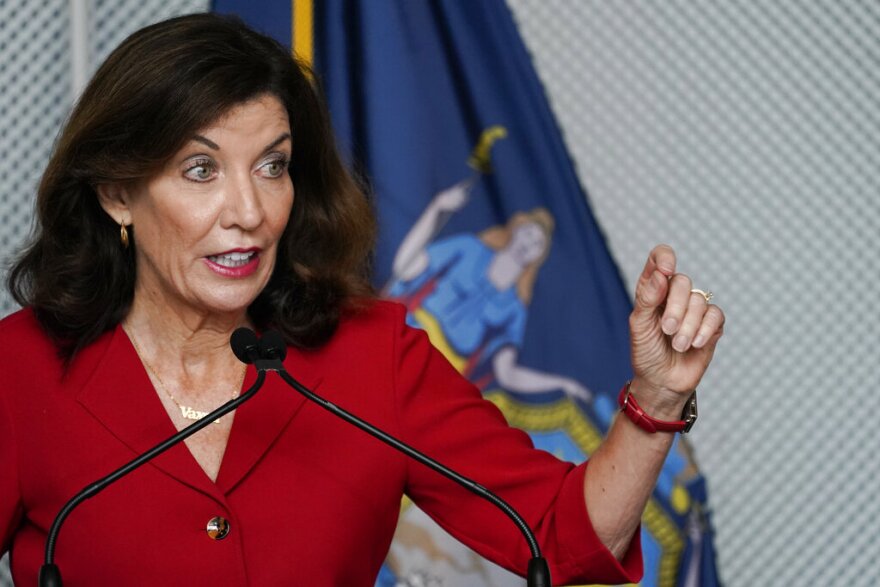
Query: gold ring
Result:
<box><xmin>690</xmin><ymin>288</ymin><xmax>713</xmax><ymax>303</ymax></box>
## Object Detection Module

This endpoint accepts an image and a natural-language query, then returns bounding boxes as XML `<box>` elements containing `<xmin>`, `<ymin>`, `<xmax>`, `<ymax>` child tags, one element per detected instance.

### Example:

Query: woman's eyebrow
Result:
<box><xmin>189</xmin><ymin>132</ymin><xmax>291</xmax><ymax>153</ymax></box>
<box><xmin>262</xmin><ymin>132</ymin><xmax>292</xmax><ymax>153</ymax></box>
<box><xmin>193</xmin><ymin>134</ymin><xmax>220</xmax><ymax>150</ymax></box>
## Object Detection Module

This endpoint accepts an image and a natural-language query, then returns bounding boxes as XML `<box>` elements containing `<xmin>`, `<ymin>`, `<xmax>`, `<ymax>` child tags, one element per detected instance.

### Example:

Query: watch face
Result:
<box><xmin>682</xmin><ymin>393</ymin><xmax>698</xmax><ymax>433</ymax></box>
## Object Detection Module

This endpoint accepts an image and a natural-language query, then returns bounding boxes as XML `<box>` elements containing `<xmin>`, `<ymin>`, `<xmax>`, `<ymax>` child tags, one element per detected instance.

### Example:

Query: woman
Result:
<box><xmin>0</xmin><ymin>13</ymin><xmax>724</xmax><ymax>586</ymax></box>
<box><xmin>388</xmin><ymin>178</ymin><xmax>590</xmax><ymax>399</ymax></box>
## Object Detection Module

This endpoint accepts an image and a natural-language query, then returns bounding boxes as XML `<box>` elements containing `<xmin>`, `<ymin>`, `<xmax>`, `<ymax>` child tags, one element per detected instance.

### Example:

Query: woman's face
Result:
<box><xmin>123</xmin><ymin>95</ymin><xmax>294</xmax><ymax>317</ymax></box>
<box><xmin>508</xmin><ymin>221</ymin><xmax>549</xmax><ymax>265</ymax></box>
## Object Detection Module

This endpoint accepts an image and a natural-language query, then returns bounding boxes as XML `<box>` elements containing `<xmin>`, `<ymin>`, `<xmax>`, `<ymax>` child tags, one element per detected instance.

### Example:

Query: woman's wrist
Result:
<box><xmin>626</xmin><ymin>377</ymin><xmax>692</xmax><ymax>422</ymax></box>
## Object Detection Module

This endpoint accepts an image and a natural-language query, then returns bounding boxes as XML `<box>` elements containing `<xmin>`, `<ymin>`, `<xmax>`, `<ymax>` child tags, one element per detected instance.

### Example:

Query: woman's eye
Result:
<box><xmin>184</xmin><ymin>159</ymin><xmax>216</xmax><ymax>182</ymax></box>
<box><xmin>261</xmin><ymin>158</ymin><xmax>289</xmax><ymax>178</ymax></box>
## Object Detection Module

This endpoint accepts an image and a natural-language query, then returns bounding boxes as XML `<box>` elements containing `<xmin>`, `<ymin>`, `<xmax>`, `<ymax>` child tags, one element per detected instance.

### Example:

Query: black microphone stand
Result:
<box><xmin>39</xmin><ymin>371</ymin><xmax>267</xmax><ymax>587</ymax></box>
<box><xmin>255</xmin><ymin>333</ymin><xmax>552</xmax><ymax>587</ymax></box>
<box><xmin>40</xmin><ymin>330</ymin><xmax>551</xmax><ymax>587</ymax></box>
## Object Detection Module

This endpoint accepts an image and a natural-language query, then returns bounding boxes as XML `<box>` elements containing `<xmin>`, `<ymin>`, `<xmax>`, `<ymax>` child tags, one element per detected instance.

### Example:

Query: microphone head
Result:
<box><xmin>230</xmin><ymin>327</ymin><xmax>260</xmax><ymax>364</ymax></box>
<box><xmin>259</xmin><ymin>330</ymin><xmax>287</xmax><ymax>361</ymax></box>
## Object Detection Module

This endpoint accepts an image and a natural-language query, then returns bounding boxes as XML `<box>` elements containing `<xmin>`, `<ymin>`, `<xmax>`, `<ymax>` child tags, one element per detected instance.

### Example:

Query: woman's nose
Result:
<box><xmin>221</xmin><ymin>171</ymin><xmax>264</xmax><ymax>231</ymax></box>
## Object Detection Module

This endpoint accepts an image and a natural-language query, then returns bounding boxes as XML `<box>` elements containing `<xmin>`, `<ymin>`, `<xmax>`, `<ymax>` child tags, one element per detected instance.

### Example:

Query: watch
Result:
<box><xmin>617</xmin><ymin>381</ymin><xmax>698</xmax><ymax>434</ymax></box>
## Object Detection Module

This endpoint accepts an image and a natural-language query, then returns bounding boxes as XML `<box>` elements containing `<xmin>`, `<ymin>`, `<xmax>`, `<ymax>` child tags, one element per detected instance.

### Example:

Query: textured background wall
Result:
<box><xmin>1</xmin><ymin>2</ymin><xmax>878</xmax><ymax>585</ymax></box>
<box><xmin>505</xmin><ymin>1</ymin><xmax>880</xmax><ymax>585</ymax></box>
<box><xmin>0</xmin><ymin>0</ymin><xmax>70</xmax><ymax>314</ymax></box>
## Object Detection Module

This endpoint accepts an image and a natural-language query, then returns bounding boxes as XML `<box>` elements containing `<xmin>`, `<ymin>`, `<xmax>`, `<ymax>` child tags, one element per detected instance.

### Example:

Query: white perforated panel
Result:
<box><xmin>90</xmin><ymin>0</ymin><xmax>210</xmax><ymax>72</ymax></box>
<box><xmin>0</xmin><ymin>0</ymin><xmax>69</xmax><ymax>315</ymax></box>
<box><xmin>506</xmin><ymin>1</ymin><xmax>880</xmax><ymax>585</ymax></box>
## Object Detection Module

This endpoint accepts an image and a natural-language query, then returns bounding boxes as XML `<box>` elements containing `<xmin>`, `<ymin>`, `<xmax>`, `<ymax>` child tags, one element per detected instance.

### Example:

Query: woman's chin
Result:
<box><xmin>191</xmin><ymin>271</ymin><xmax>272</xmax><ymax>315</ymax></box>
<box><xmin>180</xmin><ymin>285</ymin><xmax>265</xmax><ymax>318</ymax></box>
<box><xmin>200</xmin><ymin>294</ymin><xmax>260</xmax><ymax>316</ymax></box>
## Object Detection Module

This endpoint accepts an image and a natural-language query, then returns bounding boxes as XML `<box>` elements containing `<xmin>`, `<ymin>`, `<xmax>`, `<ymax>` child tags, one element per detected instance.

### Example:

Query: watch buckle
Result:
<box><xmin>681</xmin><ymin>392</ymin><xmax>698</xmax><ymax>433</ymax></box>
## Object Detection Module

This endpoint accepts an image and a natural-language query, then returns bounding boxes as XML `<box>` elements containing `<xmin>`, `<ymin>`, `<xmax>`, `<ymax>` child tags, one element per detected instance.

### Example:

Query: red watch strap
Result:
<box><xmin>617</xmin><ymin>382</ymin><xmax>697</xmax><ymax>434</ymax></box>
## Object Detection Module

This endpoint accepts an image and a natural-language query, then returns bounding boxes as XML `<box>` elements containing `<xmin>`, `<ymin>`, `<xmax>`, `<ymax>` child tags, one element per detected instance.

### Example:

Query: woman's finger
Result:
<box><xmin>631</xmin><ymin>245</ymin><xmax>676</xmax><ymax>327</ymax></box>
<box><xmin>693</xmin><ymin>305</ymin><xmax>725</xmax><ymax>349</ymax></box>
<box><xmin>671</xmin><ymin>290</ymin><xmax>710</xmax><ymax>352</ymax></box>
<box><xmin>641</xmin><ymin>244</ymin><xmax>676</xmax><ymax>280</ymax></box>
<box><xmin>660</xmin><ymin>273</ymin><xmax>693</xmax><ymax>335</ymax></box>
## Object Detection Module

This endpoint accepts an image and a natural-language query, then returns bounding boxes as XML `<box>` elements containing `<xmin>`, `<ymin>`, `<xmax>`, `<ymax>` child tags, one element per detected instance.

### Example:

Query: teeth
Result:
<box><xmin>209</xmin><ymin>251</ymin><xmax>255</xmax><ymax>267</ymax></box>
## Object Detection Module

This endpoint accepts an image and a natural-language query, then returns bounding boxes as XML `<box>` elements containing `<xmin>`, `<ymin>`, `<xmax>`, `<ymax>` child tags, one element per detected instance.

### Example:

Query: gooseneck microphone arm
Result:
<box><xmin>39</xmin><ymin>330</ymin><xmax>265</xmax><ymax>587</ymax></box>
<box><xmin>256</xmin><ymin>330</ymin><xmax>552</xmax><ymax>587</ymax></box>
<box><xmin>40</xmin><ymin>329</ymin><xmax>551</xmax><ymax>587</ymax></box>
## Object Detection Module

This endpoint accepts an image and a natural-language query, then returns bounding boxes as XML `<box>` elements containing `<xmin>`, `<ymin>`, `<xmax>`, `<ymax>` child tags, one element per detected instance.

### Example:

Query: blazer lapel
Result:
<box><xmin>76</xmin><ymin>326</ymin><xmax>223</xmax><ymax>501</ymax></box>
<box><xmin>75</xmin><ymin>325</ymin><xmax>323</xmax><ymax>498</ymax></box>
<box><xmin>216</xmin><ymin>349</ymin><xmax>322</xmax><ymax>493</ymax></box>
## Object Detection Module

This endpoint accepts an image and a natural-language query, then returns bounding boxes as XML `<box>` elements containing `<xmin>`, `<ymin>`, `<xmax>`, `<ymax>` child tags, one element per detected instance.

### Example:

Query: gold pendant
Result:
<box><xmin>180</xmin><ymin>405</ymin><xmax>209</xmax><ymax>420</ymax></box>
<box><xmin>179</xmin><ymin>405</ymin><xmax>223</xmax><ymax>424</ymax></box>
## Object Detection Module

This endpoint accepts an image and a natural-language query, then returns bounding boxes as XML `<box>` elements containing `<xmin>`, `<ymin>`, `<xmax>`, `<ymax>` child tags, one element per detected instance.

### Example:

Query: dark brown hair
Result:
<box><xmin>7</xmin><ymin>13</ymin><xmax>375</xmax><ymax>359</ymax></box>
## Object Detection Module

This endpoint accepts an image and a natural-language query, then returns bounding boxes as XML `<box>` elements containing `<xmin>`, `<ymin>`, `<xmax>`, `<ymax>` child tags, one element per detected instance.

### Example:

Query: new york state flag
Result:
<box><xmin>215</xmin><ymin>1</ymin><xmax>721</xmax><ymax>585</ymax></box>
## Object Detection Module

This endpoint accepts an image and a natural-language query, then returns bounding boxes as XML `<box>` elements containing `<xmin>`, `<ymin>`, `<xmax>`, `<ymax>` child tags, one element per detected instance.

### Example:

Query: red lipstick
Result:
<box><xmin>203</xmin><ymin>248</ymin><xmax>261</xmax><ymax>278</ymax></box>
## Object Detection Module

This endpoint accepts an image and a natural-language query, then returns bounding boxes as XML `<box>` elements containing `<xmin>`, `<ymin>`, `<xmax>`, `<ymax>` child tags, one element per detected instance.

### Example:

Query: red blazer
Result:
<box><xmin>0</xmin><ymin>302</ymin><xmax>641</xmax><ymax>586</ymax></box>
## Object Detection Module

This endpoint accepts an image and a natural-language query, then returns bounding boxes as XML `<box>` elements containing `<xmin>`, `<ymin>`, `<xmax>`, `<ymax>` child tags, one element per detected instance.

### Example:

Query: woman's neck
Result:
<box><xmin>122</xmin><ymin>291</ymin><xmax>250</xmax><ymax>380</ymax></box>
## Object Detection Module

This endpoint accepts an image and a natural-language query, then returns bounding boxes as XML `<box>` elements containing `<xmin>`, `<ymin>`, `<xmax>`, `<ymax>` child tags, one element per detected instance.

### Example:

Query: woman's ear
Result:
<box><xmin>95</xmin><ymin>183</ymin><xmax>132</xmax><ymax>225</ymax></box>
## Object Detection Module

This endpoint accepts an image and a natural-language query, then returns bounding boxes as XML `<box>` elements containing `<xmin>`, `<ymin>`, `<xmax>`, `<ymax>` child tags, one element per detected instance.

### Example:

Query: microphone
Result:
<box><xmin>257</xmin><ymin>329</ymin><xmax>286</xmax><ymax>360</ymax></box>
<box><xmin>40</xmin><ymin>335</ymin><xmax>270</xmax><ymax>587</ymax></box>
<box><xmin>231</xmin><ymin>327</ymin><xmax>261</xmax><ymax>364</ymax></box>
<box><xmin>256</xmin><ymin>328</ymin><xmax>552</xmax><ymax>587</ymax></box>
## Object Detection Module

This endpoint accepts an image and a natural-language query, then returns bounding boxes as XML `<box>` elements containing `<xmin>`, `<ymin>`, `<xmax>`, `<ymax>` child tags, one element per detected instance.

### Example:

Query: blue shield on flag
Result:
<box><xmin>214</xmin><ymin>1</ymin><xmax>721</xmax><ymax>585</ymax></box>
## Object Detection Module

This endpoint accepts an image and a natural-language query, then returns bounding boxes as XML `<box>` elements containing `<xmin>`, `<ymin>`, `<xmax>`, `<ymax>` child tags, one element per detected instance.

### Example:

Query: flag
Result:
<box><xmin>214</xmin><ymin>1</ymin><xmax>721</xmax><ymax>585</ymax></box>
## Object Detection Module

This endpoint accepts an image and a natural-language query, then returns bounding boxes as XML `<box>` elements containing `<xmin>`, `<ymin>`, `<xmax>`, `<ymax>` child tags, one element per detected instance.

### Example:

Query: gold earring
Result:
<box><xmin>120</xmin><ymin>222</ymin><xmax>129</xmax><ymax>248</ymax></box>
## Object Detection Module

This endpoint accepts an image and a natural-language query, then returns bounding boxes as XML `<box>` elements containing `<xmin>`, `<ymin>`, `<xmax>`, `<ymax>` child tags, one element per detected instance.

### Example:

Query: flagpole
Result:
<box><xmin>292</xmin><ymin>0</ymin><xmax>313</xmax><ymax>67</ymax></box>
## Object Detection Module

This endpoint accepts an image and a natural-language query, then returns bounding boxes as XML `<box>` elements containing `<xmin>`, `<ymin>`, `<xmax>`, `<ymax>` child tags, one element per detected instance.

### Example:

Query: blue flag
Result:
<box><xmin>214</xmin><ymin>1</ymin><xmax>721</xmax><ymax>585</ymax></box>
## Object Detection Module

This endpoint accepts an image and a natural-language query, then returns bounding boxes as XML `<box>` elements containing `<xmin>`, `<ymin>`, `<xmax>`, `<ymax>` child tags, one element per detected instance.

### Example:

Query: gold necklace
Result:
<box><xmin>127</xmin><ymin>329</ymin><xmax>248</xmax><ymax>424</ymax></box>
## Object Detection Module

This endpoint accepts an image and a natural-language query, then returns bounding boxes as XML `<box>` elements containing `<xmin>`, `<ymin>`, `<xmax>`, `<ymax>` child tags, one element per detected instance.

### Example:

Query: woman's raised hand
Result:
<box><xmin>627</xmin><ymin>245</ymin><xmax>725</xmax><ymax>413</ymax></box>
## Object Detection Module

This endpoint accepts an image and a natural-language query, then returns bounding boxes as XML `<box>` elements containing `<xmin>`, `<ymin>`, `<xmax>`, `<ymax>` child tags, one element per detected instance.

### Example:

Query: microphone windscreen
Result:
<box><xmin>259</xmin><ymin>330</ymin><xmax>287</xmax><ymax>361</ymax></box>
<box><xmin>230</xmin><ymin>327</ymin><xmax>260</xmax><ymax>364</ymax></box>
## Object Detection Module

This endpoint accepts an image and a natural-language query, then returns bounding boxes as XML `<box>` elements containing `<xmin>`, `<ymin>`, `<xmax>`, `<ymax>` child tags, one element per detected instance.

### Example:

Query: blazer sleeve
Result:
<box><xmin>390</xmin><ymin>305</ymin><xmax>642</xmax><ymax>584</ymax></box>
<box><xmin>0</xmin><ymin>387</ymin><xmax>23</xmax><ymax>557</ymax></box>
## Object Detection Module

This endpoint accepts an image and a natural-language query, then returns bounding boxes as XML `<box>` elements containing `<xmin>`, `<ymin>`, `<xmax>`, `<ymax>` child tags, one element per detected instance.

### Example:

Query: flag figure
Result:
<box><xmin>214</xmin><ymin>1</ymin><xmax>721</xmax><ymax>585</ymax></box>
